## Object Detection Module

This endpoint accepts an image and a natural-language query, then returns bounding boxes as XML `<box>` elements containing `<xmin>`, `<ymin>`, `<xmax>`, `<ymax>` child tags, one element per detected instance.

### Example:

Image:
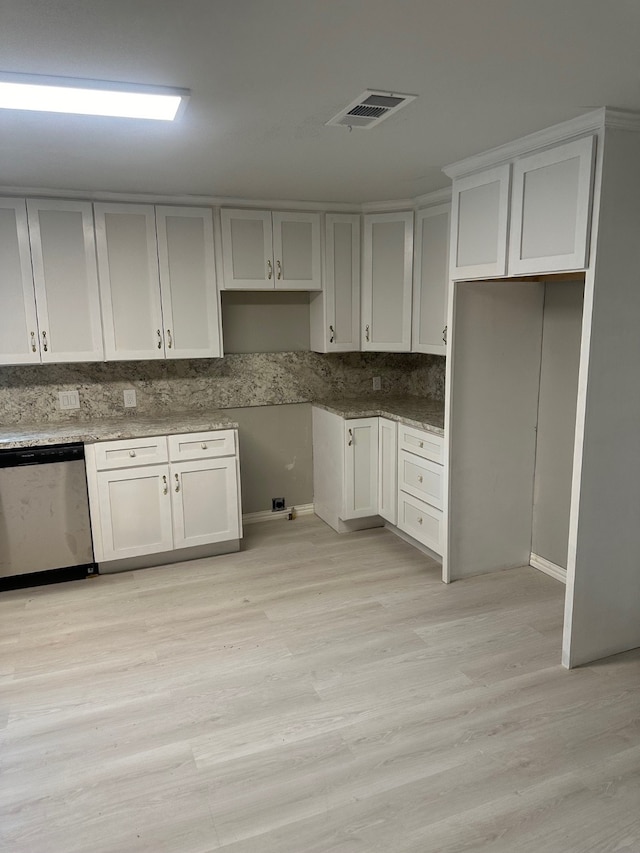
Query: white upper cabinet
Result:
<box><xmin>412</xmin><ymin>203</ymin><xmax>451</xmax><ymax>355</ymax></box>
<box><xmin>450</xmin><ymin>165</ymin><xmax>511</xmax><ymax>280</ymax></box>
<box><xmin>95</xmin><ymin>203</ymin><xmax>164</xmax><ymax>361</ymax></box>
<box><xmin>0</xmin><ymin>199</ymin><xmax>40</xmax><ymax>365</ymax></box>
<box><xmin>27</xmin><ymin>199</ymin><xmax>103</xmax><ymax>363</ymax></box>
<box><xmin>361</xmin><ymin>211</ymin><xmax>413</xmax><ymax>352</ymax></box>
<box><xmin>220</xmin><ymin>208</ymin><xmax>321</xmax><ymax>291</ymax></box>
<box><xmin>95</xmin><ymin>203</ymin><xmax>221</xmax><ymax>361</ymax></box>
<box><xmin>155</xmin><ymin>206</ymin><xmax>221</xmax><ymax>359</ymax></box>
<box><xmin>509</xmin><ymin>136</ymin><xmax>595</xmax><ymax>275</ymax></box>
<box><xmin>310</xmin><ymin>213</ymin><xmax>360</xmax><ymax>353</ymax></box>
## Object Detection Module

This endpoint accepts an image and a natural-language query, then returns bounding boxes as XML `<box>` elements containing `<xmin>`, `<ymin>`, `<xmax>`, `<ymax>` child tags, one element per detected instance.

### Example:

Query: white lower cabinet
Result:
<box><xmin>312</xmin><ymin>406</ymin><xmax>443</xmax><ymax>557</ymax></box>
<box><xmin>396</xmin><ymin>424</ymin><xmax>444</xmax><ymax>555</ymax></box>
<box><xmin>86</xmin><ymin>429</ymin><xmax>241</xmax><ymax>566</ymax></box>
<box><xmin>343</xmin><ymin>418</ymin><xmax>379</xmax><ymax>519</ymax></box>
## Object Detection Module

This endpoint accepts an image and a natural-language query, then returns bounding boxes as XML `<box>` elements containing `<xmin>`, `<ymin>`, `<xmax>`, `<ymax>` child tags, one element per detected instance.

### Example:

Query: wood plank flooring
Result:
<box><xmin>1</xmin><ymin>515</ymin><xmax>639</xmax><ymax>852</ymax></box>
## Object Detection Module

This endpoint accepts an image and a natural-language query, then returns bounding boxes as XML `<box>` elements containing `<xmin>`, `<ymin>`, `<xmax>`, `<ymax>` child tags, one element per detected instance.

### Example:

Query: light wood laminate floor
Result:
<box><xmin>1</xmin><ymin>515</ymin><xmax>639</xmax><ymax>853</ymax></box>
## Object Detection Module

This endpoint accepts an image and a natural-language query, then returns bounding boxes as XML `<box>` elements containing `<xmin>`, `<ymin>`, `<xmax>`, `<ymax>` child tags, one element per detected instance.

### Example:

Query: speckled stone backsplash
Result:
<box><xmin>0</xmin><ymin>352</ymin><xmax>445</xmax><ymax>426</ymax></box>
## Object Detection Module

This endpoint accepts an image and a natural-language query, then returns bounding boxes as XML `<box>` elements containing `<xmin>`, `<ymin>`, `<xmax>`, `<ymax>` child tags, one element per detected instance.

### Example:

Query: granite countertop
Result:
<box><xmin>0</xmin><ymin>411</ymin><xmax>239</xmax><ymax>450</ymax></box>
<box><xmin>313</xmin><ymin>395</ymin><xmax>445</xmax><ymax>435</ymax></box>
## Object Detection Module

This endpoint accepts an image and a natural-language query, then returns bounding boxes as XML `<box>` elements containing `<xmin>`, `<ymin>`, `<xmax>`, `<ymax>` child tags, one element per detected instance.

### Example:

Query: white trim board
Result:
<box><xmin>242</xmin><ymin>503</ymin><xmax>315</xmax><ymax>525</ymax></box>
<box><xmin>530</xmin><ymin>553</ymin><xmax>567</xmax><ymax>584</ymax></box>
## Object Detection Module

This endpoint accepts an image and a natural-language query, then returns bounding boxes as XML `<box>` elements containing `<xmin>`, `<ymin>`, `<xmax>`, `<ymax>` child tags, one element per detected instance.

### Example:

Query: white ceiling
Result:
<box><xmin>2</xmin><ymin>0</ymin><xmax>640</xmax><ymax>203</ymax></box>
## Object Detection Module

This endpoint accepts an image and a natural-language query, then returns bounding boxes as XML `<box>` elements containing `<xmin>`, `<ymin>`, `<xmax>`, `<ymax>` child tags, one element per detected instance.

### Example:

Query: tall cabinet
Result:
<box><xmin>443</xmin><ymin>108</ymin><xmax>640</xmax><ymax>669</ymax></box>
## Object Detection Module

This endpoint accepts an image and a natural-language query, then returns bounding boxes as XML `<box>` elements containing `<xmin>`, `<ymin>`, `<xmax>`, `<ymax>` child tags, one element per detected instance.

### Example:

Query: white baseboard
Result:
<box><xmin>530</xmin><ymin>553</ymin><xmax>567</xmax><ymax>584</ymax></box>
<box><xmin>243</xmin><ymin>503</ymin><xmax>315</xmax><ymax>525</ymax></box>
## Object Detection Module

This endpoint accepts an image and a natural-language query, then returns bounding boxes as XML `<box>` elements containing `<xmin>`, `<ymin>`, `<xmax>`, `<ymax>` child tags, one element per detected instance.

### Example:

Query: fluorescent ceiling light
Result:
<box><xmin>0</xmin><ymin>72</ymin><xmax>189</xmax><ymax>120</ymax></box>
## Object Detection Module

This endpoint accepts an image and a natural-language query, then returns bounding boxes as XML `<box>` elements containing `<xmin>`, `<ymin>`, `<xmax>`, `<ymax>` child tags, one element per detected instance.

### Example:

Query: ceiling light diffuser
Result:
<box><xmin>0</xmin><ymin>72</ymin><xmax>189</xmax><ymax>120</ymax></box>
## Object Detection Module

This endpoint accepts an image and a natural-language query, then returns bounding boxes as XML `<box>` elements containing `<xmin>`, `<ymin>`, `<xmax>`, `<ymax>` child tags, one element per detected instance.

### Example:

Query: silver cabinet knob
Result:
<box><xmin>419</xmin><ymin>441</ymin><xmax>424</xmax><ymax>448</ymax></box>
<box><xmin>418</xmin><ymin>475</ymin><xmax>423</xmax><ymax>483</ymax></box>
<box><xmin>201</xmin><ymin>442</ymin><xmax>207</xmax><ymax>450</ymax></box>
<box><xmin>129</xmin><ymin>450</ymin><xmax>136</xmax><ymax>458</ymax></box>
<box><xmin>417</xmin><ymin>517</ymin><xmax>423</xmax><ymax>525</ymax></box>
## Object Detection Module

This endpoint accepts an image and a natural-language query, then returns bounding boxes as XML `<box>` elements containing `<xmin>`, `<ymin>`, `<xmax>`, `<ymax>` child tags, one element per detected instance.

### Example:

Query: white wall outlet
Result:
<box><xmin>372</xmin><ymin>376</ymin><xmax>381</xmax><ymax>391</ymax></box>
<box><xmin>58</xmin><ymin>390</ymin><xmax>80</xmax><ymax>410</ymax></box>
<box><xmin>123</xmin><ymin>389</ymin><xmax>137</xmax><ymax>408</ymax></box>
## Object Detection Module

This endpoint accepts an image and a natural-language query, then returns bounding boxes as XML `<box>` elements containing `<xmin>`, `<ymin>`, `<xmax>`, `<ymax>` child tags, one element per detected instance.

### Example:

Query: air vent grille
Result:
<box><xmin>326</xmin><ymin>89</ymin><xmax>417</xmax><ymax>130</ymax></box>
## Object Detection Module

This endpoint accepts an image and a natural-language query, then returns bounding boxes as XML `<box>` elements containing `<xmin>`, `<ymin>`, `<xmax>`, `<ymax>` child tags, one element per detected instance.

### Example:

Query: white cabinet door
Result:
<box><xmin>171</xmin><ymin>457</ymin><xmax>240</xmax><ymax>549</ymax></box>
<box><xmin>450</xmin><ymin>165</ymin><xmax>510</xmax><ymax>280</ymax></box>
<box><xmin>412</xmin><ymin>204</ymin><xmax>450</xmax><ymax>355</ymax></box>
<box><xmin>95</xmin><ymin>203</ymin><xmax>165</xmax><ymax>360</ymax></box>
<box><xmin>272</xmin><ymin>211</ymin><xmax>321</xmax><ymax>290</ymax></box>
<box><xmin>220</xmin><ymin>209</ymin><xmax>273</xmax><ymax>290</ymax></box>
<box><xmin>0</xmin><ymin>198</ymin><xmax>40</xmax><ymax>365</ymax></box>
<box><xmin>156</xmin><ymin>206</ymin><xmax>222</xmax><ymax>359</ymax></box>
<box><xmin>362</xmin><ymin>212</ymin><xmax>413</xmax><ymax>351</ymax></box>
<box><xmin>378</xmin><ymin>417</ymin><xmax>397</xmax><ymax>525</ymax></box>
<box><xmin>27</xmin><ymin>199</ymin><xmax>103</xmax><ymax>363</ymax></box>
<box><xmin>343</xmin><ymin>418</ymin><xmax>379</xmax><ymax>519</ymax></box>
<box><xmin>509</xmin><ymin>136</ymin><xmax>595</xmax><ymax>275</ymax></box>
<box><xmin>96</xmin><ymin>465</ymin><xmax>173</xmax><ymax>561</ymax></box>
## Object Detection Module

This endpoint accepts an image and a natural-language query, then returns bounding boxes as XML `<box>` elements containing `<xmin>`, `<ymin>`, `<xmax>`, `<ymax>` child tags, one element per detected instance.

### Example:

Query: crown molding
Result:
<box><xmin>413</xmin><ymin>186</ymin><xmax>452</xmax><ymax>208</ymax></box>
<box><xmin>602</xmin><ymin>107</ymin><xmax>640</xmax><ymax>132</ymax></box>
<box><xmin>443</xmin><ymin>108</ymin><xmax>609</xmax><ymax>179</ymax></box>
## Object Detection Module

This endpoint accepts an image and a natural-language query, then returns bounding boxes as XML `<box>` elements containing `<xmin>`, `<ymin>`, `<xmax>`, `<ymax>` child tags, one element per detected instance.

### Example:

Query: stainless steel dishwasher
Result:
<box><xmin>0</xmin><ymin>443</ymin><xmax>96</xmax><ymax>590</ymax></box>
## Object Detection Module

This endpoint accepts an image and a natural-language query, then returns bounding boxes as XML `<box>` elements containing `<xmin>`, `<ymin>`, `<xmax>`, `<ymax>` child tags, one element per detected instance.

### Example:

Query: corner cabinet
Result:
<box><xmin>361</xmin><ymin>211</ymin><xmax>413</xmax><ymax>351</ymax></box>
<box><xmin>95</xmin><ymin>203</ymin><xmax>221</xmax><ymax>361</ymax></box>
<box><xmin>412</xmin><ymin>203</ymin><xmax>451</xmax><ymax>355</ymax></box>
<box><xmin>220</xmin><ymin>208</ymin><xmax>321</xmax><ymax>291</ymax></box>
<box><xmin>85</xmin><ymin>429</ymin><xmax>241</xmax><ymax>567</ymax></box>
<box><xmin>310</xmin><ymin>213</ymin><xmax>360</xmax><ymax>352</ymax></box>
<box><xmin>0</xmin><ymin>198</ymin><xmax>103</xmax><ymax>364</ymax></box>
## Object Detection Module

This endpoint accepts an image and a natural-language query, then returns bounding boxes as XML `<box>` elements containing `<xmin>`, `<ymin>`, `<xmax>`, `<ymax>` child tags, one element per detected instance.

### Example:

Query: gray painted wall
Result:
<box><xmin>225</xmin><ymin>403</ymin><xmax>312</xmax><ymax>514</ymax></box>
<box><xmin>531</xmin><ymin>281</ymin><xmax>583</xmax><ymax>568</ymax></box>
<box><xmin>221</xmin><ymin>292</ymin><xmax>310</xmax><ymax>352</ymax></box>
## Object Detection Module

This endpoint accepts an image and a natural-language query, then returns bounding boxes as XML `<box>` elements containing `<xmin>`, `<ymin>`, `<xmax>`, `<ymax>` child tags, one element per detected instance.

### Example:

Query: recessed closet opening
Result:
<box><xmin>445</xmin><ymin>273</ymin><xmax>585</xmax><ymax>584</ymax></box>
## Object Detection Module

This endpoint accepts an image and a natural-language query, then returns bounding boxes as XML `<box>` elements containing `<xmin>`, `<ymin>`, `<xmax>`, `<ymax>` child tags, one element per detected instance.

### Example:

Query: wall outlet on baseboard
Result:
<box><xmin>272</xmin><ymin>497</ymin><xmax>286</xmax><ymax>512</ymax></box>
<box><xmin>123</xmin><ymin>389</ymin><xmax>137</xmax><ymax>408</ymax></box>
<box><xmin>58</xmin><ymin>390</ymin><xmax>80</xmax><ymax>410</ymax></box>
<box><xmin>372</xmin><ymin>376</ymin><xmax>381</xmax><ymax>391</ymax></box>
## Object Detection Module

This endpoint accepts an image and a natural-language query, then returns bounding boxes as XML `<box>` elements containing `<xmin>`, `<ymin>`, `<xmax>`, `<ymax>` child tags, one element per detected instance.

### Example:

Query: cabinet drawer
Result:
<box><xmin>397</xmin><ymin>492</ymin><xmax>443</xmax><ymax>555</ymax></box>
<box><xmin>398</xmin><ymin>424</ymin><xmax>444</xmax><ymax>464</ymax></box>
<box><xmin>398</xmin><ymin>450</ymin><xmax>443</xmax><ymax>509</ymax></box>
<box><xmin>168</xmin><ymin>429</ymin><xmax>236</xmax><ymax>461</ymax></box>
<box><xmin>93</xmin><ymin>435</ymin><xmax>168</xmax><ymax>470</ymax></box>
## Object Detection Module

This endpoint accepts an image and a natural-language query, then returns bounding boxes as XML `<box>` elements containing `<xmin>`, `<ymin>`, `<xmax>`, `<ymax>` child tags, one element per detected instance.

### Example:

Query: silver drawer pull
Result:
<box><xmin>162</xmin><ymin>475</ymin><xmax>168</xmax><ymax>495</ymax></box>
<box><xmin>30</xmin><ymin>331</ymin><xmax>37</xmax><ymax>353</ymax></box>
<box><xmin>201</xmin><ymin>442</ymin><xmax>207</xmax><ymax>450</ymax></box>
<box><xmin>417</xmin><ymin>475</ymin><xmax>423</xmax><ymax>483</ymax></box>
<box><xmin>175</xmin><ymin>473</ymin><xmax>180</xmax><ymax>492</ymax></box>
<box><xmin>329</xmin><ymin>325</ymin><xmax>335</xmax><ymax>343</ymax></box>
<box><xmin>42</xmin><ymin>330</ymin><xmax>48</xmax><ymax>352</ymax></box>
<box><xmin>417</xmin><ymin>517</ymin><xmax>423</xmax><ymax>525</ymax></box>
<box><xmin>157</xmin><ymin>329</ymin><xmax>163</xmax><ymax>349</ymax></box>
<box><xmin>419</xmin><ymin>441</ymin><xmax>424</xmax><ymax>448</ymax></box>
<box><xmin>348</xmin><ymin>429</ymin><xmax>353</xmax><ymax>447</ymax></box>
<box><xmin>129</xmin><ymin>450</ymin><xmax>136</xmax><ymax>458</ymax></box>
<box><xmin>276</xmin><ymin>259</ymin><xmax>282</xmax><ymax>280</ymax></box>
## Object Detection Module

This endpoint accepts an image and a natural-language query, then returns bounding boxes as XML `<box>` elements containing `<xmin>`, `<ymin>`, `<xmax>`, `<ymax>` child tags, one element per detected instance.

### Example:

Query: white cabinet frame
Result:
<box><xmin>450</xmin><ymin>164</ymin><xmax>511</xmax><ymax>280</ymax></box>
<box><xmin>412</xmin><ymin>203</ymin><xmax>451</xmax><ymax>355</ymax></box>
<box><xmin>0</xmin><ymin>198</ymin><xmax>40</xmax><ymax>365</ymax></box>
<box><xmin>509</xmin><ymin>136</ymin><xmax>595</xmax><ymax>275</ymax></box>
<box><xmin>361</xmin><ymin>211</ymin><xmax>413</xmax><ymax>352</ymax></box>
<box><xmin>27</xmin><ymin>199</ymin><xmax>104</xmax><ymax>363</ymax></box>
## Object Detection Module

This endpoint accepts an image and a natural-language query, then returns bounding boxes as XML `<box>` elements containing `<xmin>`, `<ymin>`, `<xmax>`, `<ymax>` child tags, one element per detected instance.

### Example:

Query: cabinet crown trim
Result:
<box><xmin>443</xmin><ymin>107</ymin><xmax>640</xmax><ymax>181</ymax></box>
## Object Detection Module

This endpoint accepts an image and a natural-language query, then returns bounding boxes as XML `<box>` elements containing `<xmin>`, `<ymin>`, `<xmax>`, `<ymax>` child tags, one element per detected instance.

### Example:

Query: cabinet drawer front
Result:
<box><xmin>398</xmin><ymin>450</ymin><xmax>443</xmax><ymax>509</ymax></box>
<box><xmin>397</xmin><ymin>492</ymin><xmax>443</xmax><ymax>555</ymax></box>
<box><xmin>93</xmin><ymin>436</ymin><xmax>168</xmax><ymax>470</ymax></box>
<box><xmin>398</xmin><ymin>425</ymin><xmax>444</xmax><ymax>464</ymax></box>
<box><xmin>168</xmin><ymin>429</ymin><xmax>236</xmax><ymax>461</ymax></box>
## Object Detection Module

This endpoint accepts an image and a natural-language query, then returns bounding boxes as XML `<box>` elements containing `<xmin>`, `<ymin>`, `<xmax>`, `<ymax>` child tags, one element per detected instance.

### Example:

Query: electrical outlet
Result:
<box><xmin>372</xmin><ymin>376</ymin><xmax>381</xmax><ymax>391</ymax></box>
<box><xmin>58</xmin><ymin>390</ymin><xmax>80</xmax><ymax>410</ymax></box>
<box><xmin>123</xmin><ymin>389</ymin><xmax>137</xmax><ymax>408</ymax></box>
<box><xmin>272</xmin><ymin>497</ymin><xmax>286</xmax><ymax>512</ymax></box>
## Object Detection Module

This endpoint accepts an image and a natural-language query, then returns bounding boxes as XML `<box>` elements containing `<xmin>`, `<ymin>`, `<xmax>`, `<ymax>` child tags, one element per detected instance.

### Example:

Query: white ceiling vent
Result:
<box><xmin>326</xmin><ymin>89</ymin><xmax>417</xmax><ymax>130</ymax></box>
